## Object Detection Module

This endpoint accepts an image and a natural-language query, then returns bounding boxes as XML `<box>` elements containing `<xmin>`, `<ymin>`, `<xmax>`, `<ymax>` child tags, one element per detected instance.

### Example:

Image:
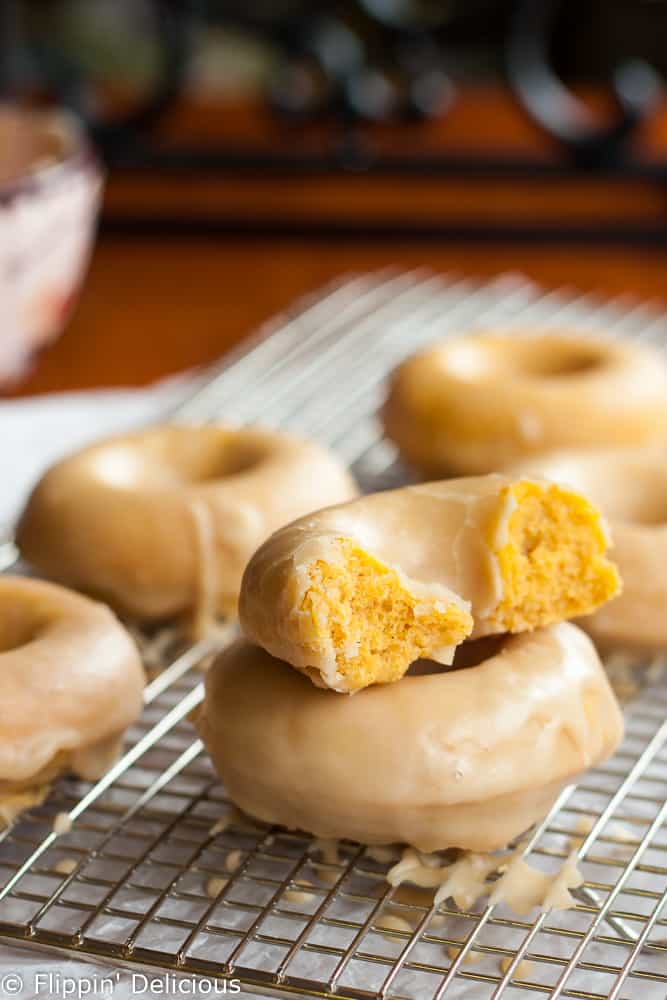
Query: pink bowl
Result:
<box><xmin>0</xmin><ymin>105</ymin><xmax>103</xmax><ymax>385</ymax></box>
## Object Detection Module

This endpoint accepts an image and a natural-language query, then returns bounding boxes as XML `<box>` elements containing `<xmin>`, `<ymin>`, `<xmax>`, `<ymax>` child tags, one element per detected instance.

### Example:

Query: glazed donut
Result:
<box><xmin>382</xmin><ymin>332</ymin><xmax>667</xmax><ymax>476</ymax></box>
<box><xmin>0</xmin><ymin>576</ymin><xmax>144</xmax><ymax>820</ymax></box>
<box><xmin>508</xmin><ymin>449</ymin><xmax>667</xmax><ymax>654</ymax></box>
<box><xmin>197</xmin><ymin>624</ymin><xmax>623</xmax><ymax>852</ymax></box>
<box><xmin>239</xmin><ymin>474</ymin><xmax>619</xmax><ymax>692</ymax></box>
<box><xmin>16</xmin><ymin>424</ymin><xmax>357</xmax><ymax>623</ymax></box>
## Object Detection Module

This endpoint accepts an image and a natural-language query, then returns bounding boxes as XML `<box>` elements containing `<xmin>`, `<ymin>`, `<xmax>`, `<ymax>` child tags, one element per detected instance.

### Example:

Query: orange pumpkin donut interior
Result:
<box><xmin>240</xmin><ymin>475</ymin><xmax>620</xmax><ymax>692</ymax></box>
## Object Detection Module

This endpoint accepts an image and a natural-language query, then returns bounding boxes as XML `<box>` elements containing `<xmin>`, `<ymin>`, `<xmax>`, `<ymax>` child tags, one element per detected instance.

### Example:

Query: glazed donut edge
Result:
<box><xmin>382</xmin><ymin>333</ymin><xmax>667</xmax><ymax>477</ymax></box>
<box><xmin>15</xmin><ymin>424</ymin><xmax>359</xmax><ymax>622</ymax></box>
<box><xmin>0</xmin><ymin>575</ymin><xmax>145</xmax><ymax>823</ymax></box>
<box><xmin>197</xmin><ymin>623</ymin><xmax>623</xmax><ymax>853</ymax></box>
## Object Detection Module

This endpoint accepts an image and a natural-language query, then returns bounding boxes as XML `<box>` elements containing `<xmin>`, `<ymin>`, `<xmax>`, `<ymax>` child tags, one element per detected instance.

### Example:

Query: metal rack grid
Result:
<box><xmin>1</xmin><ymin>270</ymin><xmax>667</xmax><ymax>999</ymax></box>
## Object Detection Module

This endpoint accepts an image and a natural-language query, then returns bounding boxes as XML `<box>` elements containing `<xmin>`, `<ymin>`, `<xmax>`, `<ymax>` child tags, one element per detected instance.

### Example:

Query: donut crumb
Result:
<box><xmin>205</xmin><ymin>876</ymin><xmax>228</xmax><ymax>898</ymax></box>
<box><xmin>224</xmin><ymin>849</ymin><xmax>242</xmax><ymax>873</ymax></box>
<box><xmin>448</xmin><ymin>945</ymin><xmax>481</xmax><ymax>964</ymax></box>
<box><xmin>54</xmin><ymin>857</ymin><xmax>78</xmax><ymax>876</ymax></box>
<box><xmin>377</xmin><ymin>912</ymin><xmax>413</xmax><ymax>936</ymax></box>
<box><xmin>499</xmin><ymin>956</ymin><xmax>534</xmax><ymax>978</ymax></box>
<box><xmin>209</xmin><ymin>812</ymin><xmax>232</xmax><ymax>837</ymax></box>
<box><xmin>284</xmin><ymin>881</ymin><xmax>316</xmax><ymax>905</ymax></box>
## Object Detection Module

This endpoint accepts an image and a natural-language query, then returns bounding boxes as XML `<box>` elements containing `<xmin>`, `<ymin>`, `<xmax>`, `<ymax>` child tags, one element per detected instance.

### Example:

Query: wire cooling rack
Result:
<box><xmin>1</xmin><ymin>270</ymin><xmax>667</xmax><ymax>1000</ymax></box>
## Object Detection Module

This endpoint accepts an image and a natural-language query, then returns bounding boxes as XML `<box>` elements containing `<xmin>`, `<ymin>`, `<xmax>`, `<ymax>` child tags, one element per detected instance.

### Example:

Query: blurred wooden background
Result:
<box><xmin>7</xmin><ymin>89</ymin><xmax>667</xmax><ymax>397</ymax></box>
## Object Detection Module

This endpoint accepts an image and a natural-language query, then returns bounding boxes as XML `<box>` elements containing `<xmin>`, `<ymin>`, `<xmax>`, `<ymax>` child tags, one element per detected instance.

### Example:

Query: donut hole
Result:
<box><xmin>490</xmin><ymin>481</ymin><xmax>619</xmax><ymax>632</ymax></box>
<box><xmin>162</xmin><ymin>433</ymin><xmax>267</xmax><ymax>484</ymax></box>
<box><xmin>451</xmin><ymin>634</ymin><xmax>507</xmax><ymax>669</ymax></box>
<box><xmin>409</xmin><ymin>635</ymin><xmax>506</xmax><ymax>676</ymax></box>
<box><xmin>177</xmin><ymin>447</ymin><xmax>261</xmax><ymax>484</ymax></box>
<box><xmin>0</xmin><ymin>609</ymin><xmax>45</xmax><ymax>652</ymax></box>
<box><xmin>515</xmin><ymin>343</ymin><xmax>605</xmax><ymax>378</ymax></box>
<box><xmin>91</xmin><ymin>428</ymin><xmax>265</xmax><ymax>489</ymax></box>
<box><xmin>299</xmin><ymin>539</ymin><xmax>473</xmax><ymax>692</ymax></box>
<box><xmin>444</xmin><ymin>337</ymin><xmax>609</xmax><ymax>382</ymax></box>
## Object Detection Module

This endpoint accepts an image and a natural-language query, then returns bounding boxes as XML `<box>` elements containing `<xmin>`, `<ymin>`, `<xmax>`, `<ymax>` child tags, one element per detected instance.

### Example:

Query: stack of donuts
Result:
<box><xmin>197</xmin><ymin>327</ymin><xmax>667</xmax><ymax>853</ymax></box>
<box><xmin>198</xmin><ymin>472</ymin><xmax>624</xmax><ymax>852</ymax></box>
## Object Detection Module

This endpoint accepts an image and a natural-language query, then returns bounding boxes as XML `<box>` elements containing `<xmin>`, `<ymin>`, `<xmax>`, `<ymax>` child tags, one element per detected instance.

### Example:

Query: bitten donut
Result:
<box><xmin>17</xmin><ymin>424</ymin><xmax>357</xmax><ymax>624</ymax></box>
<box><xmin>382</xmin><ymin>332</ymin><xmax>667</xmax><ymax>476</ymax></box>
<box><xmin>240</xmin><ymin>474</ymin><xmax>619</xmax><ymax>692</ymax></box>
<box><xmin>509</xmin><ymin>449</ymin><xmax>667</xmax><ymax>654</ymax></box>
<box><xmin>0</xmin><ymin>576</ymin><xmax>144</xmax><ymax>823</ymax></box>
<box><xmin>197</xmin><ymin>625</ymin><xmax>623</xmax><ymax>852</ymax></box>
